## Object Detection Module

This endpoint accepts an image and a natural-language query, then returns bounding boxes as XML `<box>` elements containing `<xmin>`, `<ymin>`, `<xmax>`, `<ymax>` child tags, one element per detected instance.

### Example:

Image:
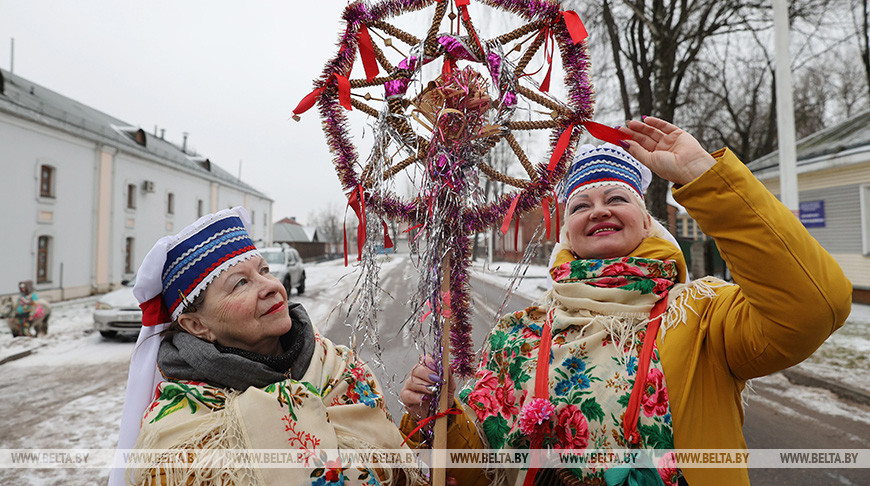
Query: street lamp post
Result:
<box><xmin>772</xmin><ymin>0</ymin><xmax>800</xmax><ymax>216</ymax></box>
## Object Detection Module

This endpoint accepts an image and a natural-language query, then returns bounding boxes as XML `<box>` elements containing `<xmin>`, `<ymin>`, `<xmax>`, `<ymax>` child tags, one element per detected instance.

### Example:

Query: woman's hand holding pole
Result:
<box><xmin>401</xmin><ymin>355</ymin><xmax>456</xmax><ymax>420</ymax></box>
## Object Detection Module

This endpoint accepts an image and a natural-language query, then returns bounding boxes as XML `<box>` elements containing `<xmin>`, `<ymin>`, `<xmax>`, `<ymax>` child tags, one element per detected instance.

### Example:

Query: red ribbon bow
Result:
<box><xmin>523</xmin><ymin>309</ymin><xmax>556</xmax><ymax>486</ymax></box>
<box><xmin>292</xmin><ymin>73</ymin><xmax>352</xmax><ymax>119</ymax></box>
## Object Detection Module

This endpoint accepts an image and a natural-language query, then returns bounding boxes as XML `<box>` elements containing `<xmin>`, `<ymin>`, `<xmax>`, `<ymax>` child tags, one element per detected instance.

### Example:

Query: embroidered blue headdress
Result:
<box><xmin>135</xmin><ymin>207</ymin><xmax>259</xmax><ymax>326</ymax></box>
<box><xmin>563</xmin><ymin>143</ymin><xmax>651</xmax><ymax>203</ymax></box>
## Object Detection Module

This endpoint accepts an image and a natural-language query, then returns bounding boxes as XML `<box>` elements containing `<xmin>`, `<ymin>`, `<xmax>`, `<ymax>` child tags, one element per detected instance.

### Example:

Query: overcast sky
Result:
<box><xmin>0</xmin><ymin>0</ymin><xmax>357</xmax><ymax>224</ymax></box>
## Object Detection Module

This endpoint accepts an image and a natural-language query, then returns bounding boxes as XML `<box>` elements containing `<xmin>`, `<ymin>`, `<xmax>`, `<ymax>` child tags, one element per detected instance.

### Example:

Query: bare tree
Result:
<box><xmin>308</xmin><ymin>203</ymin><xmax>344</xmax><ymax>255</ymax></box>
<box><xmin>850</xmin><ymin>0</ymin><xmax>870</xmax><ymax>97</ymax></box>
<box><xmin>677</xmin><ymin>0</ymin><xmax>865</xmax><ymax>161</ymax></box>
<box><xmin>570</xmin><ymin>0</ymin><xmax>748</xmax><ymax>219</ymax></box>
<box><xmin>567</xmin><ymin>0</ymin><xmax>865</xmax><ymax>218</ymax></box>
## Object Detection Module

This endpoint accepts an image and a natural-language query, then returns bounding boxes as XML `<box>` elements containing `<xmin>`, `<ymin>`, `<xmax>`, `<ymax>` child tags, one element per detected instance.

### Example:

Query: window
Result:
<box><xmin>127</xmin><ymin>184</ymin><xmax>136</xmax><ymax>209</ymax></box>
<box><xmin>37</xmin><ymin>236</ymin><xmax>51</xmax><ymax>283</ymax></box>
<box><xmin>676</xmin><ymin>218</ymin><xmax>685</xmax><ymax>238</ymax></box>
<box><xmin>40</xmin><ymin>165</ymin><xmax>55</xmax><ymax>198</ymax></box>
<box><xmin>125</xmin><ymin>237</ymin><xmax>135</xmax><ymax>274</ymax></box>
<box><xmin>167</xmin><ymin>192</ymin><xmax>175</xmax><ymax>215</ymax></box>
<box><xmin>197</xmin><ymin>199</ymin><xmax>204</xmax><ymax>218</ymax></box>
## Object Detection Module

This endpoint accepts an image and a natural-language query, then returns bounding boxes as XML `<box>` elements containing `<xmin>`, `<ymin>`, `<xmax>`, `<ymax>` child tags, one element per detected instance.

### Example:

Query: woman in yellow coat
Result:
<box><xmin>400</xmin><ymin>118</ymin><xmax>852</xmax><ymax>485</ymax></box>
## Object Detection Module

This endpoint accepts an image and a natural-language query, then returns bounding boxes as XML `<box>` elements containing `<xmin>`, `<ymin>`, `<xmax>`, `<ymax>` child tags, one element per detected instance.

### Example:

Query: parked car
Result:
<box><xmin>93</xmin><ymin>278</ymin><xmax>142</xmax><ymax>338</ymax></box>
<box><xmin>260</xmin><ymin>246</ymin><xmax>306</xmax><ymax>295</ymax></box>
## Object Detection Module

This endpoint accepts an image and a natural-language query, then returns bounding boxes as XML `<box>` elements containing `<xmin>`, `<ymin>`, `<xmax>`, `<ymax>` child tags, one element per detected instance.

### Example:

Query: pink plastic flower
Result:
<box><xmin>518</xmin><ymin>398</ymin><xmax>556</xmax><ymax>436</ymax></box>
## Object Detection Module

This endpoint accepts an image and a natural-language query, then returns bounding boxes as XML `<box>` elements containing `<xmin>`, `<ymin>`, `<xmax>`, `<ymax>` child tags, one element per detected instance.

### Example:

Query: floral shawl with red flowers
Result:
<box><xmin>457</xmin><ymin>237</ymin><xmax>692</xmax><ymax>485</ymax></box>
<box><xmin>130</xmin><ymin>329</ymin><xmax>419</xmax><ymax>486</ymax></box>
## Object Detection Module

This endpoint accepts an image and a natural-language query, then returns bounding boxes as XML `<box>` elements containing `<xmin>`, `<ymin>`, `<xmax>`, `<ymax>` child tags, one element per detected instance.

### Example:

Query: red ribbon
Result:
<box><xmin>561</xmin><ymin>11</ymin><xmax>588</xmax><ymax>44</ymax></box>
<box><xmin>542</xmin><ymin>197</ymin><xmax>551</xmax><ymax>240</ymax></box>
<box><xmin>381</xmin><ymin>220</ymin><xmax>393</xmax><ymax>248</ymax></box>
<box><xmin>523</xmin><ymin>309</ymin><xmax>555</xmax><ymax>486</ymax></box>
<box><xmin>453</xmin><ymin>0</ymin><xmax>486</xmax><ymax>62</ymax></box>
<box><xmin>292</xmin><ymin>87</ymin><xmax>325</xmax><ymax>117</ymax></box>
<box><xmin>442</xmin><ymin>56</ymin><xmax>456</xmax><ymax>75</ymax></box>
<box><xmin>500</xmin><ymin>193</ymin><xmax>521</xmax><ymax>235</ymax></box>
<box><xmin>534</xmin><ymin>312</ymin><xmax>554</xmax><ymax>398</ymax></box>
<box><xmin>582</xmin><ymin>120</ymin><xmax>628</xmax><ymax>146</ymax></box>
<box><xmin>553</xmin><ymin>189</ymin><xmax>560</xmax><ymax>242</ymax></box>
<box><xmin>357</xmin><ymin>24</ymin><xmax>380</xmax><ymax>81</ymax></box>
<box><xmin>139</xmin><ymin>295</ymin><xmax>171</xmax><ymax>327</ymax></box>
<box><xmin>401</xmin><ymin>407</ymin><xmax>462</xmax><ymax>446</ymax></box>
<box><xmin>345</xmin><ymin>186</ymin><xmax>367</xmax><ymax>265</ymax></box>
<box><xmin>539</xmin><ymin>27</ymin><xmax>555</xmax><ymax>93</ymax></box>
<box><xmin>623</xmin><ymin>295</ymin><xmax>669</xmax><ymax>445</ymax></box>
<box><xmin>335</xmin><ymin>74</ymin><xmax>352</xmax><ymax>110</ymax></box>
<box><xmin>343</xmin><ymin>216</ymin><xmax>349</xmax><ymax>267</ymax></box>
<box><xmin>548</xmin><ymin>123</ymin><xmax>575</xmax><ymax>172</ymax></box>
<box><xmin>292</xmin><ymin>74</ymin><xmax>352</xmax><ymax>119</ymax></box>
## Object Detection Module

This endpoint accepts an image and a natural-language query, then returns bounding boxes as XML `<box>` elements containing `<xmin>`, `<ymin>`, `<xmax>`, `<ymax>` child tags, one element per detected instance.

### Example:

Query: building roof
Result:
<box><xmin>746</xmin><ymin>109</ymin><xmax>870</xmax><ymax>173</ymax></box>
<box><xmin>0</xmin><ymin>68</ymin><xmax>270</xmax><ymax>199</ymax></box>
<box><xmin>273</xmin><ymin>222</ymin><xmax>318</xmax><ymax>243</ymax></box>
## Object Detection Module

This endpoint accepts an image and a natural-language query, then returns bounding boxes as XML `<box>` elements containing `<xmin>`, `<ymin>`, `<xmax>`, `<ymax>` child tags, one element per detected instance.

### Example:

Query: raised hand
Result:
<box><xmin>618</xmin><ymin>117</ymin><xmax>717</xmax><ymax>186</ymax></box>
<box><xmin>400</xmin><ymin>355</ymin><xmax>456</xmax><ymax>420</ymax></box>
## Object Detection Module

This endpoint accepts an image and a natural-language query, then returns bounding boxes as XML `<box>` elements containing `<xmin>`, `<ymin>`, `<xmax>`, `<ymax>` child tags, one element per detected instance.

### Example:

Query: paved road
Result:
<box><xmin>317</xmin><ymin>253</ymin><xmax>529</xmax><ymax>420</ymax></box>
<box><xmin>743</xmin><ymin>375</ymin><xmax>870</xmax><ymax>485</ymax></box>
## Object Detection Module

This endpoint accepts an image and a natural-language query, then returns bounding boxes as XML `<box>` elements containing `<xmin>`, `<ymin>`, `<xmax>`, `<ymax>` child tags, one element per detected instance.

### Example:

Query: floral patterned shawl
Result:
<box><xmin>131</xmin><ymin>328</ymin><xmax>419</xmax><ymax>486</ymax></box>
<box><xmin>458</xmin><ymin>237</ymin><xmax>688</xmax><ymax>485</ymax></box>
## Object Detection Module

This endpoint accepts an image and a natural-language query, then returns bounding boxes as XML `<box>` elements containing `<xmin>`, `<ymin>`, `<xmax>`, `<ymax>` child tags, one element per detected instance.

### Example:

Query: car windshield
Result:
<box><xmin>261</xmin><ymin>251</ymin><xmax>284</xmax><ymax>264</ymax></box>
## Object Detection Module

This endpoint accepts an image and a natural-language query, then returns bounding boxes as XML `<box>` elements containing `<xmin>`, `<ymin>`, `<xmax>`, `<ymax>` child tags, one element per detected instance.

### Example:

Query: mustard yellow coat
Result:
<box><xmin>402</xmin><ymin>149</ymin><xmax>852</xmax><ymax>485</ymax></box>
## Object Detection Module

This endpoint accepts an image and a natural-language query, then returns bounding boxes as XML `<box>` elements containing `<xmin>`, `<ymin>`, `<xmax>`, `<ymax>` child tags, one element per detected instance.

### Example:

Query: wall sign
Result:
<box><xmin>799</xmin><ymin>200</ymin><xmax>825</xmax><ymax>228</ymax></box>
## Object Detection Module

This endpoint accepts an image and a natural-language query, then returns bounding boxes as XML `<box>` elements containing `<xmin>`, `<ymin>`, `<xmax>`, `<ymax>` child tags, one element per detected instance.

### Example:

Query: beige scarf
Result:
<box><xmin>130</xmin><ymin>329</ymin><xmax>420</xmax><ymax>486</ymax></box>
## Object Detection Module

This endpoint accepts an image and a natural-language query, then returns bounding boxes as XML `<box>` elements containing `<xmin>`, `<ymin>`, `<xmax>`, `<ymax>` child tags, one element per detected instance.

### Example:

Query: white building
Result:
<box><xmin>0</xmin><ymin>68</ymin><xmax>273</xmax><ymax>301</ymax></box>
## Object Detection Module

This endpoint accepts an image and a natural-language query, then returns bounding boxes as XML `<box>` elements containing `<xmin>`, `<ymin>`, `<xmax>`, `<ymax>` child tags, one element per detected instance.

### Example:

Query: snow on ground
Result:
<box><xmin>793</xmin><ymin>302</ymin><xmax>870</xmax><ymax>389</ymax></box>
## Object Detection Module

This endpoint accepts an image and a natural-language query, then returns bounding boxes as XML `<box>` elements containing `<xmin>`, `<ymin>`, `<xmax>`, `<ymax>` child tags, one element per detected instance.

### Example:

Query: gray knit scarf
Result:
<box><xmin>156</xmin><ymin>302</ymin><xmax>315</xmax><ymax>390</ymax></box>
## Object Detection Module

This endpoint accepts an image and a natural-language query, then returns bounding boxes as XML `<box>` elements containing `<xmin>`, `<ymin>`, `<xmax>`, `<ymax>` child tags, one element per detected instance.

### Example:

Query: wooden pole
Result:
<box><xmin>432</xmin><ymin>254</ymin><xmax>451</xmax><ymax>486</ymax></box>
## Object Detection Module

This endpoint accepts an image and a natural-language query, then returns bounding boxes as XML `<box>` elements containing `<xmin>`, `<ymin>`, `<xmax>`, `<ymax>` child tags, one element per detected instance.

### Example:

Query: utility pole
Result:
<box><xmin>772</xmin><ymin>0</ymin><xmax>800</xmax><ymax>215</ymax></box>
